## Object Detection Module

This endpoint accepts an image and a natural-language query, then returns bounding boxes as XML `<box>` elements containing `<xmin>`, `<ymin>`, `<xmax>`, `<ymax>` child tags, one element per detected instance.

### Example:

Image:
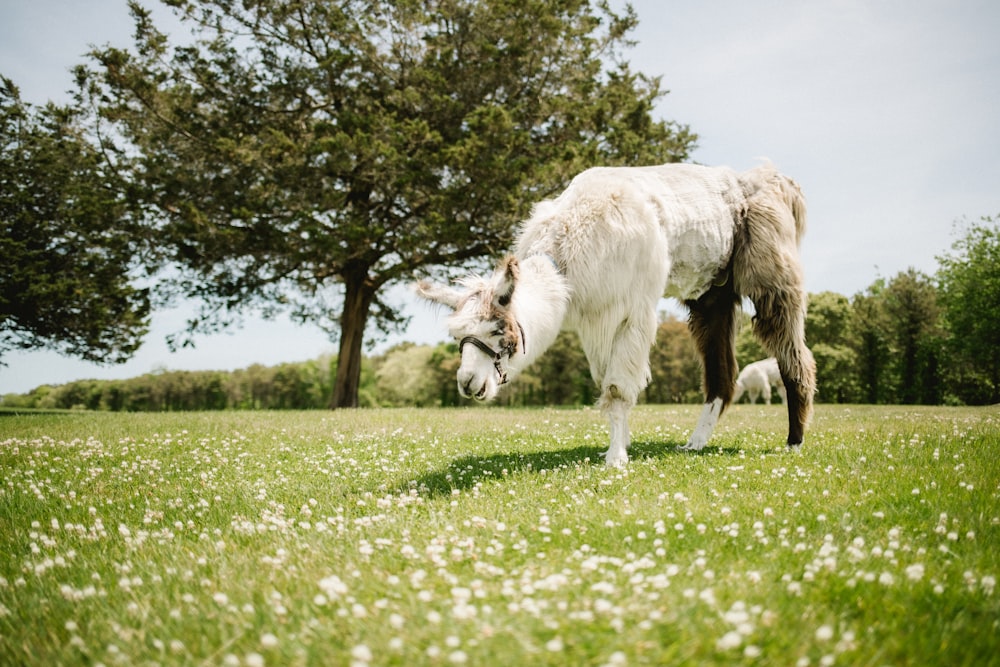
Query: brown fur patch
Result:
<box><xmin>729</xmin><ymin>169</ymin><xmax>816</xmax><ymax>445</ymax></box>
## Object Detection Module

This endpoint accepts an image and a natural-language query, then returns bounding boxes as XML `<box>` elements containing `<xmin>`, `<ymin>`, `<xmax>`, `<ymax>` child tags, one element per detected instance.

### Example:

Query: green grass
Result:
<box><xmin>1</xmin><ymin>404</ymin><xmax>998</xmax><ymax>666</ymax></box>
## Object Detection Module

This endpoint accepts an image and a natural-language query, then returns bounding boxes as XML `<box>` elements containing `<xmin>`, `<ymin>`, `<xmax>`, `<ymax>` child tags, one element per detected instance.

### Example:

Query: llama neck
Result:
<box><xmin>508</xmin><ymin>254</ymin><xmax>570</xmax><ymax>375</ymax></box>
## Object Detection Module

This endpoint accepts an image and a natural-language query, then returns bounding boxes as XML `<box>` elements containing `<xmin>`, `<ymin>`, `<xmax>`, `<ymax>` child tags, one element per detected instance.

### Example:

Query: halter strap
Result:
<box><xmin>458</xmin><ymin>322</ymin><xmax>526</xmax><ymax>385</ymax></box>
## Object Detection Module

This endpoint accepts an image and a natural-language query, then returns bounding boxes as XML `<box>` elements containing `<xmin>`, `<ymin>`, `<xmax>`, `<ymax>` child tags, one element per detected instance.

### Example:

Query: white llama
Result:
<box><xmin>734</xmin><ymin>357</ymin><xmax>787</xmax><ymax>404</ymax></box>
<box><xmin>416</xmin><ymin>162</ymin><xmax>815</xmax><ymax>467</ymax></box>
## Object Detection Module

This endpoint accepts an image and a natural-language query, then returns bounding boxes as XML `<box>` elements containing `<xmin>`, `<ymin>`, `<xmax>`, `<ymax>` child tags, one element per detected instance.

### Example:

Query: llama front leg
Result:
<box><xmin>600</xmin><ymin>386</ymin><xmax>631</xmax><ymax>468</ymax></box>
<box><xmin>584</xmin><ymin>311</ymin><xmax>656</xmax><ymax>468</ymax></box>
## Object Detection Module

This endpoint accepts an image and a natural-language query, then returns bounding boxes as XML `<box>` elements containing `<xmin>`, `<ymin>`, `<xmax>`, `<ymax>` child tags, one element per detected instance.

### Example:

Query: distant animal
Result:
<box><xmin>734</xmin><ymin>357</ymin><xmax>787</xmax><ymax>404</ymax></box>
<box><xmin>415</xmin><ymin>162</ymin><xmax>816</xmax><ymax>467</ymax></box>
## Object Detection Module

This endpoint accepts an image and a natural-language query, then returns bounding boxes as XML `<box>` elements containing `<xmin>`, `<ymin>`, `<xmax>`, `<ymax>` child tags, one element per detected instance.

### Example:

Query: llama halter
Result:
<box><xmin>458</xmin><ymin>322</ymin><xmax>526</xmax><ymax>385</ymax></box>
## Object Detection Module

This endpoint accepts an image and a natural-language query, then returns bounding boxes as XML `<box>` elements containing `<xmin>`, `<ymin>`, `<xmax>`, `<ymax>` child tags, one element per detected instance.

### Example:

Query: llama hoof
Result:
<box><xmin>679</xmin><ymin>437</ymin><xmax>708</xmax><ymax>452</ymax></box>
<box><xmin>604</xmin><ymin>450</ymin><xmax>629</xmax><ymax>468</ymax></box>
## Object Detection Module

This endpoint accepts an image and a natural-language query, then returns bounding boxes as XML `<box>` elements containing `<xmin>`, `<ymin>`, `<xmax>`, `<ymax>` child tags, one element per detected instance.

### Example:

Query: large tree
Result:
<box><xmin>78</xmin><ymin>0</ymin><xmax>695</xmax><ymax>406</ymax></box>
<box><xmin>0</xmin><ymin>78</ymin><xmax>150</xmax><ymax>364</ymax></box>
<box><xmin>936</xmin><ymin>216</ymin><xmax>1000</xmax><ymax>404</ymax></box>
<box><xmin>882</xmin><ymin>269</ymin><xmax>942</xmax><ymax>404</ymax></box>
<box><xmin>850</xmin><ymin>280</ymin><xmax>890</xmax><ymax>404</ymax></box>
<box><xmin>805</xmin><ymin>291</ymin><xmax>859</xmax><ymax>403</ymax></box>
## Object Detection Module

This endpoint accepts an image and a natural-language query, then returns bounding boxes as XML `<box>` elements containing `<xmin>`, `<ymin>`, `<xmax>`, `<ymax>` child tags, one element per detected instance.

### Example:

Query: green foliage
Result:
<box><xmin>882</xmin><ymin>269</ymin><xmax>943</xmax><ymax>404</ymax></box>
<box><xmin>646</xmin><ymin>315</ymin><xmax>702</xmax><ymax>403</ymax></box>
<box><xmin>76</xmin><ymin>0</ymin><xmax>696</xmax><ymax>406</ymax></box>
<box><xmin>937</xmin><ymin>215</ymin><xmax>1000</xmax><ymax>404</ymax></box>
<box><xmin>806</xmin><ymin>292</ymin><xmax>859</xmax><ymax>403</ymax></box>
<box><xmin>850</xmin><ymin>281</ymin><xmax>890</xmax><ymax>404</ymax></box>
<box><xmin>0</xmin><ymin>79</ymin><xmax>150</xmax><ymax>364</ymax></box>
<box><xmin>501</xmin><ymin>330</ymin><xmax>595</xmax><ymax>406</ymax></box>
<box><xmin>0</xmin><ymin>407</ymin><xmax>997</xmax><ymax>665</ymax></box>
<box><xmin>375</xmin><ymin>343</ymin><xmax>442</xmax><ymax>407</ymax></box>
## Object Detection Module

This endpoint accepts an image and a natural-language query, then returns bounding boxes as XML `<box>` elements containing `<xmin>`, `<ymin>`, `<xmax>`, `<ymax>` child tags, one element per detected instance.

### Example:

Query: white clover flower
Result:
<box><xmin>716</xmin><ymin>630</ymin><xmax>743</xmax><ymax>651</ymax></box>
<box><xmin>603</xmin><ymin>651</ymin><xmax>628</xmax><ymax>667</ymax></box>
<box><xmin>815</xmin><ymin>625</ymin><xmax>834</xmax><ymax>641</ymax></box>
<box><xmin>260</xmin><ymin>633</ymin><xmax>278</xmax><ymax>649</ymax></box>
<box><xmin>905</xmin><ymin>563</ymin><xmax>925</xmax><ymax>581</ymax></box>
<box><xmin>318</xmin><ymin>575</ymin><xmax>348</xmax><ymax>598</ymax></box>
<box><xmin>351</xmin><ymin>645</ymin><xmax>373</xmax><ymax>663</ymax></box>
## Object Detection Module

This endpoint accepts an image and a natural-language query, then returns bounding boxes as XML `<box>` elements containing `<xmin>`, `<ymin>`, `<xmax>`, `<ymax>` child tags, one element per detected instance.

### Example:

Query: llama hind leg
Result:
<box><xmin>752</xmin><ymin>292</ymin><xmax>816</xmax><ymax>446</ymax></box>
<box><xmin>681</xmin><ymin>283</ymin><xmax>740</xmax><ymax>451</ymax></box>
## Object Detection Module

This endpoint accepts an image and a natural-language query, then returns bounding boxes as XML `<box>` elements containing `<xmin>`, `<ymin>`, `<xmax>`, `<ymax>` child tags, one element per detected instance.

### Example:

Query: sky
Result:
<box><xmin>1</xmin><ymin>0</ymin><xmax>998</xmax><ymax>395</ymax></box>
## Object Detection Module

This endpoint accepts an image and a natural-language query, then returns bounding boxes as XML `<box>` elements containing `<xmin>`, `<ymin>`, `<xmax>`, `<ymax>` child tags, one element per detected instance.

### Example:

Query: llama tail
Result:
<box><xmin>739</xmin><ymin>163</ymin><xmax>808</xmax><ymax>246</ymax></box>
<box><xmin>778</xmin><ymin>175</ymin><xmax>808</xmax><ymax>246</ymax></box>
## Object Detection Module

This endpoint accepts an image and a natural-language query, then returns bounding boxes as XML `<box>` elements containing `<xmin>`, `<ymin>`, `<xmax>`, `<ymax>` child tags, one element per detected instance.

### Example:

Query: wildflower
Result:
<box><xmin>815</xmin><ymin>625</ymin><xmax>834</xmax><ymax>641</ymax></box>
<box><xmin>716</xmin><ymin>630</ymin><xmax>743</xmax><ymax>651</ymax></box>
<box><xmin>351</xmin><ymin>645</ymin><xmax>373</xmax><ymax>663</ymax></box>
<box><xmin>602</xmin><ymin>651</ymin><xmax>627</xmax><ymax>667</ymax></box>
<box><xmin>905</xmin><ymin>564</ymin><xmax>925</xmax><ymax>581</ymax></box>
<box><xmin>260</xmin><ymin>633</ymin><xmax>279</xmax><ymax>649</ymax></box>
<box><xmin>318</xmin><ymin>575</ymin><xmax>348</xmax><ymax>599</ymax></box>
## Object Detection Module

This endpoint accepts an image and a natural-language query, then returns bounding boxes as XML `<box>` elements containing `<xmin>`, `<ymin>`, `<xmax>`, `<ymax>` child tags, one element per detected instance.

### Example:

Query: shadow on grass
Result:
<box><xmin>398</xmin><ymin>437</ymin><xmax>749</xmax><ymax>498</ymax></box>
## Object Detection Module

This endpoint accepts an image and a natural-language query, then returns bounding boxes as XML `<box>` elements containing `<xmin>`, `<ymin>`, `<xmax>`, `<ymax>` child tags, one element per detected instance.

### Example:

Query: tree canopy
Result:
<box><xmin>937</xmin><ymin>215</ymin><xmax>1000</xmax><ymax>403</ymax></box>
<box><xmin>0</xmin><ymin>79</ymin><xmax>150</xmax><ymax>364</ymax></box>
<box><xmin>78</xmin><ymin>0</ymin><xmax>696</xmax><ymax>406</ymax></box>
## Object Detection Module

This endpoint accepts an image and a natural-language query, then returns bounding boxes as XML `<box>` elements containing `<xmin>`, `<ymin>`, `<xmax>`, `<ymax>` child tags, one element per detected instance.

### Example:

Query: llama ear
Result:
<box><xmin>494</xmin><ymin>256</ymin><xmax>519</xmax><ymax>308</ymax></box>
<box><xmin>413</xmin><ymin>279</ymin><xmax>464</xmax><ymax>310</ymax></box>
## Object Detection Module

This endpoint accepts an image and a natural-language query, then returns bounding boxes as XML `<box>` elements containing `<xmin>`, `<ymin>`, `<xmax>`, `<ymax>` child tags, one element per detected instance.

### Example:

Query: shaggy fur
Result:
<box><xmin>416</xmin><ymin>162</ymin><xmax>816</xmax><ymax>466</ymax></box>
<box><xmin>734</xmin><ymin>357</ymin><xmax>787</xmax><ymax>404</ymax></box>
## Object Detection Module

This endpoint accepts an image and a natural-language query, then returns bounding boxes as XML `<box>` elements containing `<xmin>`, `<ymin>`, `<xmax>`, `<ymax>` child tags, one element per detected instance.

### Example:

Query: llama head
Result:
<box><xmin>414</xmin><ymin>256</ymin><xmax>523</xmax><ymax>401</ymax></box>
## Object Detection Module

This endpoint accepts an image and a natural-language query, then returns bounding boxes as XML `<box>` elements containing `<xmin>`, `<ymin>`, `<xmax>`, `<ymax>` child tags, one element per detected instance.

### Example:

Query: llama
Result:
<box><xmin>415</xmin><ymin>162</ymin><xmax>815</xmax><ymax>466</ymax></box>
<box><xmin>734</xmin><ymin>357</ymin><xmax>787</xmax><ymax>404</ymax></box>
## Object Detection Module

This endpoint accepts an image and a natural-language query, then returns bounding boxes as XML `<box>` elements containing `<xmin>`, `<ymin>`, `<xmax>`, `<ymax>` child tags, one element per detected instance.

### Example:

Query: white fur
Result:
<box><xmin>679</xmin><ymin>397</ymin><xmax>724</xmax><ymax>451</ymax></box>
<box><xmin>416</xmin><ymin>163</ymin><xmax>795</xmax><ymax>466</ymax></box>
<box><xmin>734</xmin><ymin>357</ymin><xmax>786</xmax><ymax>404</ymax></box>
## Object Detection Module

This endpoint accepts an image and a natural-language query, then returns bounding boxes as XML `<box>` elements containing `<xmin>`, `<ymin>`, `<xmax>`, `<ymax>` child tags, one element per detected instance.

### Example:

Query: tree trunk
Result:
<box><xmin>331</xmin><ymin>266</ymin><xmax>376</xmax><ymax>408</ymax></box>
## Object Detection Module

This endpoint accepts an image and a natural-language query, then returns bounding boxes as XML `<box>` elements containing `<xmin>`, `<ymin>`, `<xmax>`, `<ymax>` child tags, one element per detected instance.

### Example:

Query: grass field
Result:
<box><xmin>1</xmin><ymin>404</ymin><xmax>998</xmax><ymax>666</ymax></box>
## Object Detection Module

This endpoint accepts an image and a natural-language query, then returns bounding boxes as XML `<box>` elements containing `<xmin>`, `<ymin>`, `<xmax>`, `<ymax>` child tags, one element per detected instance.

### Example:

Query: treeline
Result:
<box><xmin>5</xmin><ymin>216</ymin><xmax>999</xmax><ymax>410</ymax></box>
<box><xmin>5</xmin><ymin>250</ymin><xmax>999</xmax><ymax>410</ymax></box>
<box><xmin>2</xmin><ymin>359</ymin><xmax>339</xmax><ymax>412</ymax></box>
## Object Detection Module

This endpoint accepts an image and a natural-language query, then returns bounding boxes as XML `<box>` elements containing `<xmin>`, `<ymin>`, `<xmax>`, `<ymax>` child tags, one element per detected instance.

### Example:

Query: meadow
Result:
<box><xmin>1</xmin><ymin>404</ymin><xmax>997</xmax><ymax>666</ymax></box>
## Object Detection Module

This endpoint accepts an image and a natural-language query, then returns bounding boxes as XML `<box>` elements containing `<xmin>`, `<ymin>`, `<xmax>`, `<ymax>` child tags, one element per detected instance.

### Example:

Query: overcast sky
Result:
<box><xmin>1</xmin><ymin>0</ymin><xmax>998</xmax><ymax>395</ymax></box>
